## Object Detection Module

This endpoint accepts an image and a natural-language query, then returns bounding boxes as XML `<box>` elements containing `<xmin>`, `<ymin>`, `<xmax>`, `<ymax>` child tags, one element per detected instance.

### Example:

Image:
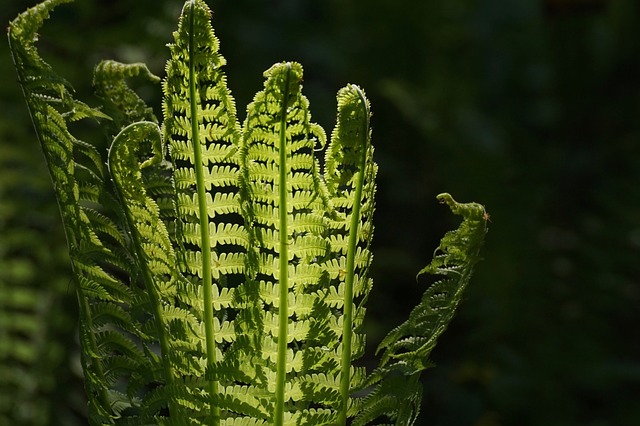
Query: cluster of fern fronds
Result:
<box><xmin>8</xmin><ymin>0</ymin><xmax>488</xmax><ymax>425</ymax></box>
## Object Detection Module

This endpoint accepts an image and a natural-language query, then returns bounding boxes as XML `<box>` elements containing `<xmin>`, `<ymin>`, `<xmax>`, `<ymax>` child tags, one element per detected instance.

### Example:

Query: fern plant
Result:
<box><xmin>8</xmin><ymin>0</ymin><xmax>489</xmax><ymax>424</ymax></box>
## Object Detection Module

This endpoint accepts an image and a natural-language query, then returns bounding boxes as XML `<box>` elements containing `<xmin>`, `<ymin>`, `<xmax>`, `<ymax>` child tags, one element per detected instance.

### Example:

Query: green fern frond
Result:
<box><xmin>377</xmin><ymin>193</ymin><xmax>488</xmax><ymax>369</ymax></box>
<box><xmin>9</xmin><ymin>2</ymin><xmax>120</xmax><ymax>418</ymax></box>
<box><xmin>321</xmin><ymin>85</ymin><xmax>377</xmax><ymax>425</ymax></box>
<box><xmin>240</xmin><ymin>61</ymin><xmax>338</xmax><ymax>425</ymax></box>
<box><xmin>163</xmin><ymin>0</ymin><xmax>247</xmax><ymax>422</ymax></box>
<box><xmin>358</xmin><ymin>193</ymin><xmax>489</xmax><ymax>425</ymax></box>
<box><xmin>94</xmin><ymin>60</ymin><xmax>160</xmax><ymax>132</ymax></box>
<box><xmin>108</xmin><ymin>120</ymin><xmax>187</xmax><ymax>414</ymax></box>
<box><xmin>9</xmin><ymin>1</ymin><xmax>178</xmax><ymax>422</ymax></box>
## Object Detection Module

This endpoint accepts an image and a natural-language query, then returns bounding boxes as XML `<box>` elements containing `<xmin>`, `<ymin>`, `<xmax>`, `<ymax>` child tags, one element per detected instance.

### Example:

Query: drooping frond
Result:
<box><xmin>93</xmin><ymin>60</ymin><xmax>161</xmax><ymax>133</ymax></box>
<box><xmin>377</xmin><ymin>193</ymin><xmax>488</xmax><ymax>369</ymax></box>
<box><xmin>355</xmin><ymin>193</ymin><xmax>489</xmax><ymax>425</ymax></box>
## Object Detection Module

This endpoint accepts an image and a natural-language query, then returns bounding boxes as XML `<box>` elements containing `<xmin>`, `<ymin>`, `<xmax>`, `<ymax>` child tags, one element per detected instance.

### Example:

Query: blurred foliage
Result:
<box><xmin>0</xmin><ymin>126</ymin><xmax>85</xmax><ymax>425</ymax></box>
<box><xmin>2</xmin><ymin>0</ymin><xmax>639</xmax><ymax>424</ymax></box>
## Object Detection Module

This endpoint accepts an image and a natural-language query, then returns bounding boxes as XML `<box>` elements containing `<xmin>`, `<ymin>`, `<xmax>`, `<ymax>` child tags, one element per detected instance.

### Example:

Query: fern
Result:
<box><xmin>354</xmin><ymin>194</ymin><xmax>488</xmax><ymax>425</ymax></box>
<box><xmin>8</xmin><ymin>1</ymin><xmax>489</xmax><ymax>425</ymax></box>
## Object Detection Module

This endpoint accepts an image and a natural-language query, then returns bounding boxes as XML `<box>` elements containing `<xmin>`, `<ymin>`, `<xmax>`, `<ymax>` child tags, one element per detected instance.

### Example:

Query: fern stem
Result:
<box><xmin>337</xmin><ymin>85</ymin><xmax>370</xmax><ymax>426</ymax></box>
<box><xmin>111</xmin><ymin>169</ymin><xmax>178</xmax><ymax>416</ymax></box>
<box><xmin>129</xmin><ymin>232</ymin><xmax>178</xmax><ymax>415</ymax></box>
<box><xmin>76</xmin><ymin>286</ymin><xmax>111</xmax><ymax>410</ymax></box>
<box><xmin>274</xmin><ymin>62</ymin><xmax>292</xmax><ymax>426</ymax></box>
<box><xmin>188</xmin><ymin>2</ymin><xmax>220</xmax><ymax>424</ymax></box>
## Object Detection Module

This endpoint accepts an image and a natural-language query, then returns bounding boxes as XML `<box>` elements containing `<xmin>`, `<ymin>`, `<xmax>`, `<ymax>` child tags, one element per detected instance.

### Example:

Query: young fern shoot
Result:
<box><xmin>8</xmin><ymin>0</ymin><xmax>489</xmax><ymax>424</ymax></box>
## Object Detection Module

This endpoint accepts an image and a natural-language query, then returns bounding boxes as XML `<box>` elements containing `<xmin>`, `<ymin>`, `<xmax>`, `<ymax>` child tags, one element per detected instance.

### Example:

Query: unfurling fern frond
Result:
<box><xmin>378</xmin><ymin>194</ymin><xmax>487</xmax><ymax>370</ymax></box>
<box><xmin>9</xmin><ymin>0</ymin><xmax>488</xmax><ymax>425</ymax></box>
<box><xmin>323</xmin><ymin>84</ymin><xmax>377</xmax><ymax>424</ymax></box>
<box><xmin>93</xmin><ymin>60</ymin><xmax>161</xmax><ymax>132</ymax></box>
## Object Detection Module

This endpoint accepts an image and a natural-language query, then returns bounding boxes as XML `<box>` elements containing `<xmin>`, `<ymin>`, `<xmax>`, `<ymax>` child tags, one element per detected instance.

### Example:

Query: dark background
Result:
<box><xmin>1</xmin><ymin>0</ymin><xmax>639</xmax><ymax>424</ymax></box>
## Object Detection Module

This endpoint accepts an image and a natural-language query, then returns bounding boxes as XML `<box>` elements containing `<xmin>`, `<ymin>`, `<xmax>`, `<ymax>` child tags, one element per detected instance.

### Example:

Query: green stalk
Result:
<box><xmin>337</xmin><ymin>85</ymin><xmax>370</xmax><ymax>425</ymax></box>
<box><xmin>76</xmin><ymin>287</ymin><xmax>110</xmax><ymax>410</ymax></box>
<box><xmin>108</xmin><ymin>129</ymin><xmax>178</xmax><ymax>415</ymax></box>
<box><xmin>188</xmin><ymin>2</ymin><xmax>219</xmax><ymax>424</ymax></box>
<box><xmin>128</xmin><ymin>230</ymin><xmax>178</xmax><ymax>413</ymax></box>
<box><xmin>274</xmin><ymin>63</ymin><xmax>292</xmax><ymax>426</ymax></box>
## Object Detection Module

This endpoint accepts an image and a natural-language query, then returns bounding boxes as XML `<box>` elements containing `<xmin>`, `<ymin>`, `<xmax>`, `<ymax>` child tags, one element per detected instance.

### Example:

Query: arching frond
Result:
<box><xmin>93</xmin><ymin>60</ymin><xmax>160</xmax><ymax>133</ymax></box>
<box><xmin>357</xmin><ymin>193</ymin><xmax>489</xmax><ymax>425</ymax></box>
